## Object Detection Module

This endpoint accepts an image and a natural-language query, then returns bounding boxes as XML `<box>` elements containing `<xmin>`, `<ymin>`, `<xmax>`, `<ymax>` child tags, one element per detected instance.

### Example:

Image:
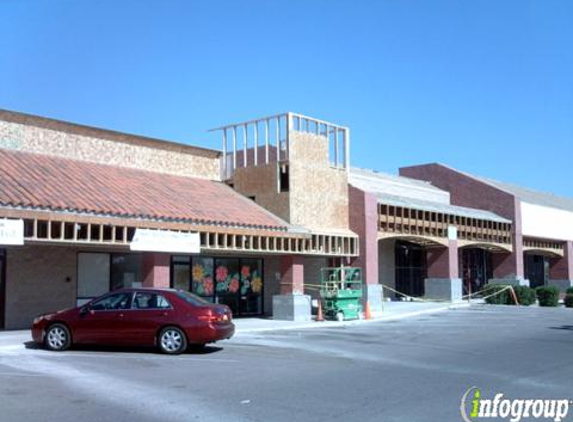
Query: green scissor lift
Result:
<box><xmin>319</xmin><ymin>266</ymin><xmax>363</xmax><ymax>321</ymax></box>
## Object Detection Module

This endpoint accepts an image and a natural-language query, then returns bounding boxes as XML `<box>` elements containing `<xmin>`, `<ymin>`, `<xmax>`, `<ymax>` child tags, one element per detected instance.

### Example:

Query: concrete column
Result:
<box><xmin>348</xmin><ymin>186</ymin><xmax>383</xmax><ymax>313</ymax></box>
<box><xmin>549</xmin><ymin>241</ymin><xmax>573</xmax><ymax>292</ymax></box>
<box><xmin>142</xmin><ymin>253</ymin><xmax>171</xmax><ymax>289</ymax></box>
<box><xmin>273</xmin><ymin>255</ymin><xmax>311</xmax><ymax>321</ymax></box>
<box><xmin>424</xmin><ymin>240</ymin><xmax>462</xmax><ymax>302</ymax></box>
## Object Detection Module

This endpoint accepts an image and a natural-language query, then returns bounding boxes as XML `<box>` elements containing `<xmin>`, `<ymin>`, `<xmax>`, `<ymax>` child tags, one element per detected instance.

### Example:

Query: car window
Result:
<box><xmin>91</xmin><ymin>293</ymin><xmax>131</xmax><ymax>311</ymax></box>
<box><xmin>175</xmin><ymin>291</ymin><xmax>211</xmax><ymax>306</ymax></box>
<box><xmin>132</xmin><ymin>292</ymin><xmax>171</xmax><ymax>309</ymax></box>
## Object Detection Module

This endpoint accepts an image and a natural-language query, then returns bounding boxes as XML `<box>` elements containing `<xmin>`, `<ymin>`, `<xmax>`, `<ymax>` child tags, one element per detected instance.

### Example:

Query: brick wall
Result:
<box><xmin>349</xmin><ymin>185</ymin><xmax>379</xmax><ymax>284</ymax></box>
<box><xmin>5</xmin><ymin>245</ymin><xmax>77</xmax><ymax>329</ymax></box>
<box><xmin>263</xmin><ymin>256</ymin><xmax>281</xmax><ymax>315</ymax></box>
<box><xmin>400</xmin><ymin>164</ymin><xmax>524</xmax><ymax>279</ymax></box>
<box><xmin>233</xmin><ymin>163</ymin><xmax>290</xmax><ymax>222</ymax></box>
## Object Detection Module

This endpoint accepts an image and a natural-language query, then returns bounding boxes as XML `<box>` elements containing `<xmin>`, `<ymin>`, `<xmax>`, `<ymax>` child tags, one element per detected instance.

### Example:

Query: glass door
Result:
<box><xmin>0</xmin><ymin>249</ymin><xmax>5</xmax><ymax>329</ymax></box>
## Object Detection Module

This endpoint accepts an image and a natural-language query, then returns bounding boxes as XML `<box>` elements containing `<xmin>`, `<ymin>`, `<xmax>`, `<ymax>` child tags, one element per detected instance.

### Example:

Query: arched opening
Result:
<box><xmin>378</xmin><ymin>235</ymin><xmax>444</xmax><ymax>299</ymax></box>
<box><xmin>459</xmin><ymin>247</ymin><xmax>493</xmax><ymax>295</ymax></box>
<box><xmin>523</xmin><ymin>250</ymin><xmax>560</xmax><ymax>289</ymax></box>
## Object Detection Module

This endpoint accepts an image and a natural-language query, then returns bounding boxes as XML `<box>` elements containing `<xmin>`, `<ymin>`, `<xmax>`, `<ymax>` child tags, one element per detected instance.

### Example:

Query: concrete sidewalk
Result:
<box><xmin>233</xmin><ymin>300</ymin><xmax>471</xmax><ymax>334</ymax></box>
<box><xmin>0</xmin><ymin>301</ymin><xmax>472</xmax><ymax>342</ymax></box>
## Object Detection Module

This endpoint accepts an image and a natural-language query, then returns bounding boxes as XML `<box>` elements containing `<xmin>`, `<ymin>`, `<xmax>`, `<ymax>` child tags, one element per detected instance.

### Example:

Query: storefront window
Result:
<box><xmin>192</xmin><ymin>257</ymin><xmax>214</xmax><ymax>299</ymax></box>
<box><xmin>110</xmin><ymin>253</ymin><xmax>142</xmax><ymax>290</ymax></box>
<box><xmin>172</xmin><ymin>255</ymin><xmax>191</xmax><ymax>291</ymax></box>
<box><xmin>171</xmin><ymin>256</ymin><xmax>264</xmax><ymax>316</ymax></box>
<box><xmin>239</xmin><ymin>259</ymin><xmax>263</xmax><ymax>315</ymax></box>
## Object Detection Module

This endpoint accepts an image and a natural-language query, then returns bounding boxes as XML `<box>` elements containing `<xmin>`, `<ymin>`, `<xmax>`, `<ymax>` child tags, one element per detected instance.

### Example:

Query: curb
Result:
<box><xmin>235</xmin><ymin>302</ymin><xmax>472</xmax><ymax>334</ymax></box>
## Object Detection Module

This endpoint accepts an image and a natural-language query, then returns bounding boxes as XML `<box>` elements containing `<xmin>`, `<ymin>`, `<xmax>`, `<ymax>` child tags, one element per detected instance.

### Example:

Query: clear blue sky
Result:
<box><xmin>1</xmin><ymin>0</ymin><xmax>572</xmax><ymax>196</ymax></box>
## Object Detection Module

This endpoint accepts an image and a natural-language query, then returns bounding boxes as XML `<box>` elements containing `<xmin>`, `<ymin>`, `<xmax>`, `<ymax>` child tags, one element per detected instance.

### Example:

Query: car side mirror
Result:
<box><xmin>80</xmin><ymin>305</ymin><xmax>91</xmax><ymax>316</ymax></box>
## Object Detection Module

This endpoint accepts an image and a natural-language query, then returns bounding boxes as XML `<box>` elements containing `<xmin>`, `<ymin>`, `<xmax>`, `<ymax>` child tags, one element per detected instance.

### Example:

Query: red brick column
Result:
<box><xmin>424</xmin><ymin>240</ymin><xmax>462</xmax><ymax>301</ymax></box>
<box><xmin>142</xmin><ymin>253</ymin><xmax>171</xmax><ymax>289</ymax></box>
<box><xmin>427</xmin><ymin>240</ymin><xmax>459</xmax><ymax>279</ymax></box>
<box><xmin>348</xmin><ymin>186</ymin><xmax>379</xmax><ymax>284</ymax></box>
<box><xmin>280</xmin><ymin>255</ymin><xmax>304</xmax><ymax>295</ymax></box>
<box><xmin>550</xmin><ymin>241</ymin><xmax>573</xmax><ymax>281</ymax></box>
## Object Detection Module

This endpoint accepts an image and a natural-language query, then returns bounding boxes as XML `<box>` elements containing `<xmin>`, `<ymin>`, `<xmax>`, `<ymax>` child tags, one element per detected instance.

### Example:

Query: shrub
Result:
<box><xmin>565</xmin><ymin>294</ymin><xmax>573</xmax><ymax>308</ymax></box>
<box><xmin>512</xmin><ymin>285</ymin><xmax>537</xmax><ymax>306</ymax></box>
<box><xmin>566</xmin><ymin>287</ymin><xmax>573</xmax><ymax>295</ymax></box>
<box><xmin>535</xmin><ymin>286</ymin><xmax>560</xmax><ymax>307</ymax></box>
<box><xmin>483</xmin><ymin>284</ymin><xmax>510</xmax><ymax>305</ymax></box>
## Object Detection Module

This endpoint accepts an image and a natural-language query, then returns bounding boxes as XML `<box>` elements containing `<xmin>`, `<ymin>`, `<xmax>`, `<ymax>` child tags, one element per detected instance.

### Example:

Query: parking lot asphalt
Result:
<box><xmin>1</xmin><ymin>305</ymin><xmax>573</xmax><ymax>422</ymax></box>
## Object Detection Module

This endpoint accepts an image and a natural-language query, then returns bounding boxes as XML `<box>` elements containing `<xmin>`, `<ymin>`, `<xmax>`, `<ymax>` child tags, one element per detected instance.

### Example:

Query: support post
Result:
<box><xmin>272</xmin><ymin>255</ymin><xmax>310</xmax><ymax>321</ymax></box>
<box><xmin>142</xmin><ymin>253</ymin><xmax>171</xmax><ymax>289</ymax></box>
<box><xmin>424</xmin><ymin>238</ymin><xmax>462</xmax><ymax>302</ymax></box>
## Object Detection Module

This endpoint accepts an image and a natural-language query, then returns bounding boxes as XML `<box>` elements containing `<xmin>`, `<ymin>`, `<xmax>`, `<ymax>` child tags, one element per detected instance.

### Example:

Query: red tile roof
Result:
<box><xmin>0</xmin><ymin>149</ymin><xmax>287</xmax><ymax>230</ymax></box>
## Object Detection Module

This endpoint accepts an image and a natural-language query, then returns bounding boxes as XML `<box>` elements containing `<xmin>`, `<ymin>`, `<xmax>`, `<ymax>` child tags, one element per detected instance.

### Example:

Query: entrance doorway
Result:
<box><xmin>460</xmin><ymin>248</ymin><xmax>492</xmax><ymax>295</ymax></box>
<box><xmin>0</xmin><ymin>249</ymin><xmax>5</xmax><ymax>329</ymax></box>
<box><xmin>395</xmin><ymin>241</ymin><xmax>427</xmax><ymax>297</ymax></box>
<box><xmin>525</xmin><ymin>254</ymin><xmax>549</xmax><ymax>289</ymax></box>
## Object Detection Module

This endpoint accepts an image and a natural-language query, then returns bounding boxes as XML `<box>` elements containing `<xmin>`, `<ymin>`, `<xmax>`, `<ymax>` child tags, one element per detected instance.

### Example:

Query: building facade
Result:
<box><xmin>0</xmin><ymin>110</ymin><xmax>571</xmax><ymax>329</ymax></box>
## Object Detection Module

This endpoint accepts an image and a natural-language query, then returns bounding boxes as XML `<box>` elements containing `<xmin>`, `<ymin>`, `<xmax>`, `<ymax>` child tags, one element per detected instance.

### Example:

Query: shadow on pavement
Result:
<box><xmin>23</xmin><ymin>340</ymin><xmax>223</xmax><ymax>355</ymax></box>
<box><xmin>549</xmin><ymin>325</ymin><xmax>573</xmax><ymax>331</ymax></box>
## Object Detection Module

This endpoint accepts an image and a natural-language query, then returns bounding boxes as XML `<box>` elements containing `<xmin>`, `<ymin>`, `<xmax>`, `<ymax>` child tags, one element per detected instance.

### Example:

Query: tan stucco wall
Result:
<box><xmin>0</xmin><ymin>119</ymin><xmax>220</xmax><ymax>180</ymax></box>
<box><xmin>289</xmin><ymin>132</ymin><xmax>349</xmax><ymax>230</ymax></box>
<box><xmin>233</xmin><ymin>164</ymin><xmax>290</xmax><ymax>222</ymax></box>
<box><xmin>378</xmin><ymin>239</ymin><xmax>396</xmax><ymax>294</ymax></box>
<box><xmin>5</xmin><ymin>245</ymin><xmax>77</xmax><ymax>329</ymax></box>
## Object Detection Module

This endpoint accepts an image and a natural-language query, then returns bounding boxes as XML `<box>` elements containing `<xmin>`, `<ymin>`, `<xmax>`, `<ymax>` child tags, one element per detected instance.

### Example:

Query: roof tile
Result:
<box><xmin>0</xmin><ymin>149</ymin><xmax>287</xmax><ymax>230</ymax></box>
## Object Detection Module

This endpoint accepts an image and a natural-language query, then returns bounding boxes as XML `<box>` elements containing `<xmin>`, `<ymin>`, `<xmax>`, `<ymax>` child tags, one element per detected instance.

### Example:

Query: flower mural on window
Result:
<box><xmin>241</xmin><ymin>265</ymin><xmax>250</xmax><ymax>280</ymax></box>
<box><xmin>215</xmin><ymin>266</ymin><xmax>228</xmax><ymax>283</ymax></box>
<box><xmin>192</xmin><ymin>259</ymin><xmax>214</xmax><ymax>297</ymax></box>
<box><xmin>229</xmin><ymin>275</ymin><xmax>240</xmax><ymax>293</ymax></box>
<box><xmin>203</xmin><ymin>276</ymin><xmax>214</xmax><ymax>296</ymax></box>
<box><xmin>192</xmin><ymin>264</ymin><xmax>205</xmax><ymax>282</ymax></box>
<box><xmin>252</xmin><ymin>274</ymin><xmax>263</xmax><ymax>293</ymax></box>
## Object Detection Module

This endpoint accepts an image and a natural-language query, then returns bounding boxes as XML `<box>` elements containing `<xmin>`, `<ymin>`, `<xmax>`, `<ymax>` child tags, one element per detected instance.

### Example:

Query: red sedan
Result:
<box><xmin>32</xmin><ymin>288</ymin><xmax>235</xmax><ymax>354</ymax></box>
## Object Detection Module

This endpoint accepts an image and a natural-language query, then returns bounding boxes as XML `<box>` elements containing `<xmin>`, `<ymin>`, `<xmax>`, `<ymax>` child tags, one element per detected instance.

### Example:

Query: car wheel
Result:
<box><xmin>44</xmin><ymin>323</ymin><xmax>71</xmax><ymax>351</ymax></box>
<box><xmin>158</xmin><ymin>327</ymin><xmax>187</xmax><ymax>355</ymax></box>
<box><xmin>336</xmin><ymin>311</ymin><xmax>345</xmax><ymax>322</ymax></box>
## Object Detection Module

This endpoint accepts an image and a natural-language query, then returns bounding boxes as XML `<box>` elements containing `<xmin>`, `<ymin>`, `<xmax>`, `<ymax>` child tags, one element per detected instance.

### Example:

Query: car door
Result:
<box><xmin>74</xmin><ymin>292</ymin><xmax>133</xmax><ymax>345</ymax></box>
<box><xmin>121</xmin><ymin>292</ymin><xmax>174</xmax><ymax>346</ymax></box>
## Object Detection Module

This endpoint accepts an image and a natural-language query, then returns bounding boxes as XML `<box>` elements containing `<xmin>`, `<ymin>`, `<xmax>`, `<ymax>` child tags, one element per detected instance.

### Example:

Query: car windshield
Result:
<box><xmin>175</xmin><ymin>291</ymin><xmax>211</xmax><ymax>306</ymax></box>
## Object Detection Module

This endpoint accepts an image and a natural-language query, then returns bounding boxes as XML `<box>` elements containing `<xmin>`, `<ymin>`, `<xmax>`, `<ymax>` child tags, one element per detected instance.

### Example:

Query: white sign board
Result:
<box><xmin>130</xmin><ymin>229</ymin><xmax>201</xmax><ymax>254</ymax></box>
<box><xmin>0</xmin><ymin>219</ymin><xmax>24</xmax><ymax>246</ymax></box>
<box><xmin>447</xmin><ymin>225</ymin><xmax>458</xmax><ymax>240</ymax></box>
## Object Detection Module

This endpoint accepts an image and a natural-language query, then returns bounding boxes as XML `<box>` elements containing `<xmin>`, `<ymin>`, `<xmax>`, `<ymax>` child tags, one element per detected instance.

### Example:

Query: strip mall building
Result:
<box><xmin>0</xmin><ymin>110</ymin><xmax>571</xmax><ymax>329</ymax></box>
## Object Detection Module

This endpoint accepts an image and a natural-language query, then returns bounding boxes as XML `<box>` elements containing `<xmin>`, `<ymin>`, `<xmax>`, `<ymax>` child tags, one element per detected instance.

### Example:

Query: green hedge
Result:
<box><xmin>483</xmin><ymin>284</ymin><xmax>536</xmax><ymax>306</ymax></box>
<box><xmin>512</xmin><ymin>285</ymin><xmax>537</xmax><ymax>306</ymax></box>
<box><xmin>483</xmin><ymin>284</ymin><xmax>510</xmax><ymax>304</ymax></box>
<box><xmin>566</xmin><ymin>287</ymin><xmax>573</xmax><ymax>295</ymax></box>
<box><xmin>565</xmin><ymin>294</ymin><xmax>573</xmax><ymax>308</ymax></box>
<box><xmin>535</xmin><ymin>286</ymin><xmax>560</xmax><ymax>307</ymax></box>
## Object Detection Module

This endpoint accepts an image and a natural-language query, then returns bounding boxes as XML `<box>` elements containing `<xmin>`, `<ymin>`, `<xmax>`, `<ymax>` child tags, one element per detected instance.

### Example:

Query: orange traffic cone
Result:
<box><xmin>364</xmin><ymin>300</ymin><xmax>372</xmax><ymax>320</ymax></box>
<box><xmin>317</xmin><ymin>300</ymin><xmax>325</xmax><ymax>322</ymax></box>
